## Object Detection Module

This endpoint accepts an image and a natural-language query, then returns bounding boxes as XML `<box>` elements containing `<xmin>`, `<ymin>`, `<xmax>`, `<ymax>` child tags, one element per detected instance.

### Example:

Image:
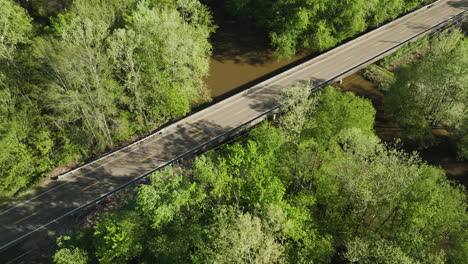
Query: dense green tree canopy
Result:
<box><xmin>0</xmin><ymin>0</ymin><xmax>215</xmax><ymax>197</ymax></box>
<box><xmin>0</xmin><ymin>0</ymin><xmax>54</xmax><ymax>196</ymax></box>
<box><xmin>53</xmin><ymin>85</ymin><xmax>467</xmax><ymax>263</ymax></box>
<box><xmin>214</xmin><ymin>0</ymin><xmax>432</xmax><ymax>57</ymax></box>
<box><xmin>0</xmin><ymin>0</ymin><xmax>33</xmax><ymax>60</ymax></box>
<box><xmin>383</xmin><ymin>30</ymin><xmax>467</xmax><ymax>153</ymax></box>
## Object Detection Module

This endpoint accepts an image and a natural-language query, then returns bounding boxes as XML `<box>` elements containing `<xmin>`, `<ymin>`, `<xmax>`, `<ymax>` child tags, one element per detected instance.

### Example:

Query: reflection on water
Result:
<box><xmin>205</xmin><ymin>14</ymin><xmax>304</xmax><ymax>98</ymax></box>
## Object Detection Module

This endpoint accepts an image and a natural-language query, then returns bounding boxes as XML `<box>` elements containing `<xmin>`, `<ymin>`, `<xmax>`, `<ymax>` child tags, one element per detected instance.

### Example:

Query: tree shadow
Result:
<box><xmin>241</xmin><ymin>75</ymin><xmax>328</xmax><ymax>114</ymax></box>
<box><xmin>157</xmin><ymin>120</ymin><xmax>234</xmax><ymax>161</ymax></box>
<box><xmin>404</xmin><ymin>22</ymin><xmax>432</xmax><ymax>31</ymax></box>
<box><xmin>447</xmin><ymin>1</ymin><xmax>468</xmax><ymax>9</ymax></box>
<box><xmin>209</xmin><ymin>10</ymin><xmax>274</xmax><ymax>66</ymax></box>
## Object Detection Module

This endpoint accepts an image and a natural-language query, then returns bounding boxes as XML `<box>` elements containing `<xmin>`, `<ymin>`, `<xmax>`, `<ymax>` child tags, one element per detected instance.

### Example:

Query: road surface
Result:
<box><xmin>0</xmin><ymin>0</ymin><xmax>466</xmax><ymax>252</ymax></box>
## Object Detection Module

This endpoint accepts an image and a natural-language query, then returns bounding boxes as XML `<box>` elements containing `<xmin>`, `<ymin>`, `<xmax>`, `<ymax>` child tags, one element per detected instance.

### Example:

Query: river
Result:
<box><xmin>204</xmin><ymin>12</ymin><xmax>305</xmax><ymax>98</ymax></box>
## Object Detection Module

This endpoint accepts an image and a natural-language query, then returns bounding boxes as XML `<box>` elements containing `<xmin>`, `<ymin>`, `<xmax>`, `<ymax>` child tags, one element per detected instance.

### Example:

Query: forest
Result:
<box><xmin>0</xmin><ymin>0</ymin><xmax>215</xmax><ymax>197</ymax></box>
<box><xmin>52</xmin><ymin>85</ymin><xmax>467</xmax><ymax>263</ymax></box>
<box><xmin>0</xmin><ymin>0</ymin><xmax>442</xmax><ymax>198</ymax></box>
<box><xmin>1</xmin><ymin>0</ymin><xmax>466</xmax><ymax>263</ymax></box>
<box><xmin>205</xmin><ymin>0</ymin><xmax>435</xmax><ymax>57</ymax></box>
<box><xmin>369</xmin><ymin>29</ymin><xmax>468</xmax><ymax>159</ymax></box>
<box><xmin>52</xmin><ymin>29</ymin><xmax>467</xmax><ymax>263</ymax></box>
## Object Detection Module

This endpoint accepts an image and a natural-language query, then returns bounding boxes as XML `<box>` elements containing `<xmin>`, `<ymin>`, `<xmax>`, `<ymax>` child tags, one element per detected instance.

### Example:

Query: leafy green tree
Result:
<box><xmin>135</xmin><ymin>167</ymin><xmax>208</xmax><ymax>263</ymax></box>
<box><xmin>195</xmin><ymin>137</ymin><xmax>286</xmax><ymax>208</ymax></box>
<box><xmin>200</xmin><ymin>209</ymin><xmax>285</xmax><ymax>264</ymax></box>
<box><xmin>306</xmin><ymin>86</ymin><xmax>376</xmax><ymax>145</ymax></box>
<box><xmin>314</xmin><ymin>128</ymin><xmax>467</xmax><ymax>262</ymax></box>
<box><xmin>383</xmin><ymin>30</ymin><xmax>467</xmax><ymax>146</ymax></box>
<box><xmin>220</xmin><ymin>0</ymin><xmax>431</xmax><ymax>57</ymax></box>
<box><xmin>344</xmin><ymin>237</ymin><xmax>417</xmax><ymax>264</ymax></box>
<box><xmin>120</xmin><ymin>0</ymin><xmax>213</xmax><ymax>122</ymax></box>
<box><xmin>93</xmin><ymin>209</ymin><xmax>148</xmax><ymax>264</ymax></box>
<box><xmin>38</xmin><ymin>16</ymin><xmax>121</xmax><ymax>151</ymax></box>
<box><xmin>53</xmin><ymin>247</ymin><xmax>89</xmax><ymax>264</ymax></box>
<box><xmin>0</xmin><ymin>112</ymin><xmax>53</xmax><ymax>196</ymax></box>
<box><xmin>136</xmin><ymin>167</ymin><xmax>206</xmax><ymax>229</ymax></box>
<box><xmin>0</xmin><ymin>0</ymin><xmax>55</xmax><ymax>197</ymax></box>
<box><xmin>278</xmin><ymin>82</ymin><xmax>318</xmax><ymax>141</ymax></box>
<box><xmin>0</xmin><ymin>0</ymin><xmax>33</xmax><ymax>61</ymax></box>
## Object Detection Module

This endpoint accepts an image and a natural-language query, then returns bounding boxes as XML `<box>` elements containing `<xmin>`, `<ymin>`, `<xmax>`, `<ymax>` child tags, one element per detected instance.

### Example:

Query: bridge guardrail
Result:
<box><xmin>1</xmin><ymin>4</ymin><xmax>466</xmax><ymax>253</ymax></box>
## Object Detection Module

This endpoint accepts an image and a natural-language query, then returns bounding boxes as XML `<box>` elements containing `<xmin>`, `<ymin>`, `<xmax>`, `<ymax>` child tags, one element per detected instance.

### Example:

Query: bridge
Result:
<box><xmin>0</xmin><ymin>0</ymin><xmax>466</xmax><ymax>253</ymax></box>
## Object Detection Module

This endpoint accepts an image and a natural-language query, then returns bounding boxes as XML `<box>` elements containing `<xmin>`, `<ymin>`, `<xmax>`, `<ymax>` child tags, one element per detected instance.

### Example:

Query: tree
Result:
<box><xmin>0</xmin><ymin>0</ymin><xmax>54</xmax><ymax>197</ymax></box>
<box><xmin>0</xmin><ymin>0</ymin><xmax>33</xmax><ymax>61</ymax></box>
<box><xmin>200</xmin><ymin>209</ymin><xmax>285</xmax><ymax>264</ymax></box>
<box><xmin>278</xmin><ymin>82</ymin><xmax>318</xmax><ymax>141</ymax></box>
<box><xmin>383</xmin><ymin>30</ymin><xmax>467</xmax><ymax>145</ymax></box>
<box><xmin>195</xmin><ymin>137</ymin><xmax>286</xmax><ymax>208</ymax></box>
<box><xmin>344</xmin><ymin>237</ymin><xmax>418</xmax><ymax>264</ymax></box>
<box><xmin>136</xmin><ymin>167</ymin><xmax>206</xmax><ymax>229</ymax></box>
<box><xmin>0</xmin><ymin>112</ymin><xmax>53</xmax><ymax>196</ymax></box>
<box><xmin>93</xmin><ymin>209</ymin><xmax>148</xmax><ymax>264</ymax></box>
<box><xmin>306</xmin><ymin>86</ymin><xmax>376</xmax><ymax>145</ymax></box>
<box><xmin>52</xmin><ymin>247</ymin><xmax>89</xmax><ymax>264</ymax></box>
<box><xmin>314</xmin><ymin>128</ymin><xmax>467</xmax><ymax>262</ymax></box>
<box><xmin>220</xmin><ymin>0</ymin><xmax>431</xmax><ymax>57</ymax></box>
<box><xmin>120</xmin><ymin>1</ymin><xmax>214</xmax><ymax>122</ymax></box>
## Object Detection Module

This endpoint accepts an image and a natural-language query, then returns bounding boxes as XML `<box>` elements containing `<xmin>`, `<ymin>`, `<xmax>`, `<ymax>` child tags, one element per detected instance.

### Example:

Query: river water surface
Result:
<box><xmin>205</xmin><ymin>14</ymin><xmax>305</xmax><ymax>98</ymax></box>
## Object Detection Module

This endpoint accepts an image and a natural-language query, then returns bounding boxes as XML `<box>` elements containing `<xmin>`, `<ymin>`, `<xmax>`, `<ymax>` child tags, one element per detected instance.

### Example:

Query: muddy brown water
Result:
<box><xmin>205</xmin><ymin>14</ymin><xmax>305</xmax><ymax>98</ymax></box>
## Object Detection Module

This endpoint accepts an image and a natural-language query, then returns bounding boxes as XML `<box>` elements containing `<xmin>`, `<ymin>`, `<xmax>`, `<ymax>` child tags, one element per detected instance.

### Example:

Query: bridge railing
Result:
<box><xmin>76</xmin><ymin>6</ymin><xmax>467</xmax><ymax>216</ymax></box>
<box><xmin>1</xmin><ymin>4</ymin><xmax>465</xmax><ymax>253</ymax></box>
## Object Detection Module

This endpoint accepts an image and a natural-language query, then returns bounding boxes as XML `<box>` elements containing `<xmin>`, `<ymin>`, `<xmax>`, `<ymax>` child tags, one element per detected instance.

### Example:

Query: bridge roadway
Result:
<box><xmin>0</xmin><ymin>0</ymin><xmax>466</xmax><ymax>251</ymax></box>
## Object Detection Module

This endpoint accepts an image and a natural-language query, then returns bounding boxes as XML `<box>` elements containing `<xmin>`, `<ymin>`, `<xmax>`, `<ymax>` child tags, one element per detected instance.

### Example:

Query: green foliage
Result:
<box><xmin>316</xmin><ymin>128</ymin><xmax>467</xmax><ymax>263</ymax></box>
<box><xmin>306</xmin><ymin>86</ymin><xmax>376</xmax><ymax>145</ymax></box>
<box><xmin>0</xmin><ymin>112</ymin><xmax>53</xmax><ymax>196</ymax></box>
<box><xmin>0</xmin><ymin>0</ymin><xmax>55</xmax><ymax>196</ymax></box>
<box><xmin>277</xmin><ymin>82</ymin><xmax>318</xmax><ymax>142</ymax></box>
<box><xmin>199</xmin><ymin>209</ymin><xmax>285</xmax><ymax>264</ymax></box>
<box><xmin>0</xmin><ymin>0</ymin><xmax>214</xmax><ymax>197</ymax></box>
<box><xmin>53</xmin><ymin>234</ymin><xmax>94</xmax><ymax>264</ymax></box>
<box><xmin>220</xmin><ymin>0</ymin><xmax>432</xmax><ymax>57</ymax></box>
<box><xmin>0</xmin><ymin>0</ymin><xmax>33</xmax><ymax>60</ymax></box>
<box><xmin>111</xmin><ymin>0</ymin><xmax>213</xmax><ymax>123</ymax></box>
<box><xmin>53</xmin><ymin>84</ymin><xmax>467</xmax><ymax>262</ymax></box>
<box><xmin>53</xmin><ymin>247</ymin><xmax>89</xmax><ymax>264</ymax></box>
<box><xmin>383</xmin><ymin>30</ymin><xmax>468</xmax><ymax>147</ymax></box>
<box><xmin>93</xmin><ymin>209</ymin><xmax>147</xmax><ymax>264</ymax></box>
<box><xmin>344</xmin><ymin>237</ymin><xmax>417</xmax><ymax>264</ymax></box>
<box><xmin>136</xmin><ymin>167</ymin><xmax>206</xmax><ymax>228</ymax></box>
<box><xmin>361</xmin><ymin>65</ymin><xmax>395</xmax><ymax>91</ymax></box>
